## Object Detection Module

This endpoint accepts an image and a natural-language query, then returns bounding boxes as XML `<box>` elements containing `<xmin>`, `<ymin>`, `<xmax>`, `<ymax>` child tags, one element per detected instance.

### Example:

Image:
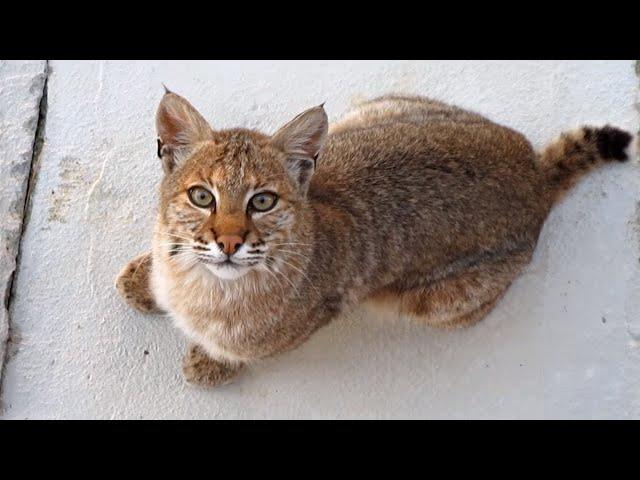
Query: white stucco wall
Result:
<box><xmin>1</xmin><ymin>60</ymin><xmax>638</xmax><ymax>419</ymax></box>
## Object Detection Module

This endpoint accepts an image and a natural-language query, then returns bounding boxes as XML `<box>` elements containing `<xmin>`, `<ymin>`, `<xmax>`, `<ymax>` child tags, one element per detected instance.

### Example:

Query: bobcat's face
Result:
<box><xmin>159</xmin><ymin>133</ymin><xmax>304</xmax><ymax>280</ymax></box>
<box><xmin>153</xmin><ymin>92</ymin><xmax>327</xmax><ymax>282</ymax></box>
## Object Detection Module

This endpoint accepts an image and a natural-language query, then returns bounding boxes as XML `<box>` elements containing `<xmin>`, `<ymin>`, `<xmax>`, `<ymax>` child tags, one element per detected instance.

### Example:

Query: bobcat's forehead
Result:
<box><xmin>175</xmin><ymin>132</ymin><xmax>292</xmax><ymax>198</ymax></box>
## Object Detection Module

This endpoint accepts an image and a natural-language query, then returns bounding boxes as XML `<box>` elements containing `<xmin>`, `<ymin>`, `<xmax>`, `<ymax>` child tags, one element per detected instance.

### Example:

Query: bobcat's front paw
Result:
<box><xmin>182</xmin><ymin>344</ymin><xmax>244</xmax><ymax>388</ymax></box>
<box><xmin>115</xmin><ymin>252</ymin><xmax>163</xmax><ymax>314</ymax></box>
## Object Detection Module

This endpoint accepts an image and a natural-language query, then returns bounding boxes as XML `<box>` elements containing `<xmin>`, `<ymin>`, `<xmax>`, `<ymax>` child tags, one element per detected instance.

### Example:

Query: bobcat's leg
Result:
<box><xmin>376</xmin><ymin>250</ymin><xmax>531</xmax><ymax>329</ymax></box>
<box><xmin>182</xmin><ymin>344</ymin><xmax>245</xmax><ymax>388</ymax></box>
<box><xmin>115</xmin><ymin>252</ymin><xmax>162</xmax><ymax>314</ymax></box>
<box><xmin>427</xmin><ymin>292</ymin><xmax>505</xmax><ymax>329</ymax></box>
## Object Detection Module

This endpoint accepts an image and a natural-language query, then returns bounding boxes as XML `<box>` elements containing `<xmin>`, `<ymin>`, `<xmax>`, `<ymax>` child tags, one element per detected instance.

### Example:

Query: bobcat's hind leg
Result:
<box><xmin>392</xmin><ymin>250</ymin><xmax>531</xmax><ymax>329</ymax></box>
<box><xmin>115</xmin><ymin>252</ymin><xmax>162</xmax><ymax>314</ymax></box>
<box><xmin>428</xmin><ymin>292</ymin><xmax>505</xmax><ymax>329</ymax></box>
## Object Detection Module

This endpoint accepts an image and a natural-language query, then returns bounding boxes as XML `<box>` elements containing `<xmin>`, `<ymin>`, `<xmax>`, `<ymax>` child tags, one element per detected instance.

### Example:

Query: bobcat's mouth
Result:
<box><xmin>198</xmin><ymin>255</ymin><xmax>250</xmax><ymax>280</ymax></box>
<box><xmin>198</xmin><ymin>255</ymin><xmax>240</xmax><ymax>267</ymax></box>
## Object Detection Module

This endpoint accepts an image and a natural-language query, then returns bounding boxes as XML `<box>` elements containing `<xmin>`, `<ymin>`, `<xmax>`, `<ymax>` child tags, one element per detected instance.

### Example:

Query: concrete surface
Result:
<box><xmin>0</xmin><ymin>60</ymin><xmax>47</xmax><ymax>387</ymax></box>
<box><xmin>0</xmin><ymin>60</ymin><xmax>639</xmax><ymax>419</ymax></box>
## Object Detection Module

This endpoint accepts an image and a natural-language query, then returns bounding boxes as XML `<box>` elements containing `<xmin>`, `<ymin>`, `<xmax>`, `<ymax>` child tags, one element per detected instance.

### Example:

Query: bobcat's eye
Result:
<box><xmin>188</xmin><ymin>186</ymin><xmax>215</xmax><ymax>209</ymax></box>
<box><xmin>249</xmin><ymin>192</ymin><xmax>278</xmax><ymax>212</ymax></box>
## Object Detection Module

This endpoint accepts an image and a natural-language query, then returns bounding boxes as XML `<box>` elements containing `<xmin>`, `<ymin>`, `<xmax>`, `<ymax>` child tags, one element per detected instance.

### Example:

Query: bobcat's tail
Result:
<box><xmin>538</xmin><ymin>125</ymin><xmax>636</xmax><ymax>203</ymax></box>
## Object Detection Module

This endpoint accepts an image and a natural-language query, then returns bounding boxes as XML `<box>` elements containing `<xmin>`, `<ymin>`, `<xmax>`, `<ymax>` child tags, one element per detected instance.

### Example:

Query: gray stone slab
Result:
<box><xmin>1</xmin><ymin>61</ymin><xmax>639</xmax><ymax>418</ymax></box>
<box><xmin>0</xmin><ymin>60</ymin><xmax>47</xmax><ymax>387</ymax></box>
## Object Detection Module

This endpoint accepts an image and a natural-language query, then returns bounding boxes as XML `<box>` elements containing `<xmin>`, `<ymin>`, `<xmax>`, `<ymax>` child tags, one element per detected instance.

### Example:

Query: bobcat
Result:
<box><xmin>115</xmin><ymin>91</ymin><xmax>635</xmax><ymax>387</ymax></box>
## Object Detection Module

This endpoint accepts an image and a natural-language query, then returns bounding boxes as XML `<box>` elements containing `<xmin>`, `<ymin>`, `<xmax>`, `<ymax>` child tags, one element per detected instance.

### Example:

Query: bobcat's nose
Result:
<box><xmin>216</xmin><ymin>235</ymin><xmax>243</xmax><ymax>256</ymax></box>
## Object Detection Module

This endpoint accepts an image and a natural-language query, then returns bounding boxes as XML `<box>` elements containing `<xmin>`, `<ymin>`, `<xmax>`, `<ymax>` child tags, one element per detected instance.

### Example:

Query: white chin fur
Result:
<box><xmin>205</xmin><ymin>263</ymin><xmax>250</xmax><ymax>280</ymax></box>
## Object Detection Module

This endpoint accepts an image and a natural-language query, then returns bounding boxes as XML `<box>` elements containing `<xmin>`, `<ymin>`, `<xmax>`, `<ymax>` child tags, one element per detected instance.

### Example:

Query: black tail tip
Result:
<box><xmin>592</xmin><ymin>125</ymin><xmax>633</xmax><ymax>161</ymax></box>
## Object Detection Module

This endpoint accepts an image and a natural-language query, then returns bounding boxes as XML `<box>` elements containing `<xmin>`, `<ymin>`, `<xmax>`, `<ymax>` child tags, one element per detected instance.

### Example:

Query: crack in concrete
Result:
<box><xmin>85</xmin><ymin>151</ymin><xmax>112</xmax><ymax>300</ymax></box>
<box><xmin>0</xmin><ymin>61</ymin><xmax>49</xmax><ymax>407</ymax></box>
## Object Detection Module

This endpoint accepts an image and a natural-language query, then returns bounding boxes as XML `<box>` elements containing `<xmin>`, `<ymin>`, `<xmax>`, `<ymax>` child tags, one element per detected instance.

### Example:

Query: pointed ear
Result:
<box><xmin>270</xmin><ymin>105</ymin><xmax>328</xmax><ymax>192</ymax></box>
<box><xmin>156</xmin><ymin>91</ymin><xmax>212</xmax><ymax>173</ymax></box>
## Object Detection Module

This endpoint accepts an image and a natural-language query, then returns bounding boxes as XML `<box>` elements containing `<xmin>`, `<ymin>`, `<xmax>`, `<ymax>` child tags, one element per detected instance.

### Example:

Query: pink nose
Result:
<box><xmin>216</xmin><ymin>235</ymin><xmax>243</xmax><ymax>255</ymax></box>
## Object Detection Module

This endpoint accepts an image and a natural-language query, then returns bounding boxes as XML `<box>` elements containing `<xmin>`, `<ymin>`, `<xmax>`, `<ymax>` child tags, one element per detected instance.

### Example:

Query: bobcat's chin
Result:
<box><xmin>204</xmin><ymin>261</ymin><xmax>251</xmax><ymax>281</ymax></box>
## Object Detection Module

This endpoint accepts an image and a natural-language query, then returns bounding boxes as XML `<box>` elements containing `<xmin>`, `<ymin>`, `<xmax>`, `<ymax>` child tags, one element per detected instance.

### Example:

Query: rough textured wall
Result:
<box><xmin>1</xmin><ymin>61</ymin><xmax>638</xmax><ymax>419</ymax></box>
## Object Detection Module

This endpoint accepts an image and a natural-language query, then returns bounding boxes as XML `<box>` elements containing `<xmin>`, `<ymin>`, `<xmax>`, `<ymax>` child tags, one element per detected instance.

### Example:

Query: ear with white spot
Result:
<box><xmin>156</xmin><ymin>91</ymin><xmax>212</xmax><ymax>174</ymax></box>
<box><xmin>270</xmin><ymin>105</ymin><xmax>328</xmax><ymax>193</ymax></box>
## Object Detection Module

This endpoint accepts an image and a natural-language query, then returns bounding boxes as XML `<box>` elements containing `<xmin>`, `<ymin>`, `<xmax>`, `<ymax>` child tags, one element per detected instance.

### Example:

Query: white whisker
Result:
<box><xmin>156</xmin><ymin>242</ymin><xmax>194</xmax><ymax>248</ymax></box>
<box><xmin>277</xmin><ymin>257</ymin><xmax>321</xmax><ymax>297</ymax></box>
<box><xmin>270</xmin><ymin>264</ymin><xmax>302</xmax><ymax>299</ymax></box>
<box><xmin>155</xmin><ymin>228</ymin><xmax>193</xmax><ymax>242</ymax></box>
<box><xmin>260</xmin><ymin>264</ymin><xmax>285</xmax><ymax>293</ymax></box>
<box><xmin>271</xmin><ymin>242</ymin><xmax>312</xmax><ymax>247</ymax></box>
<box><xmin>276</xmin><ymin>249</ymin><xmax>311</xmax><ymax>261</ymax></box>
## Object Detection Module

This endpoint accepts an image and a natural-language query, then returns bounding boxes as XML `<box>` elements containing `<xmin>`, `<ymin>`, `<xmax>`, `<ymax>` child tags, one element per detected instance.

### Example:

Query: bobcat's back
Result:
<box><xmin>329</xmin><ymin>94</ymin><xmax>488</xmax><ymax>133</ymax></box>
<box><xmin>310</xmin><ymin>95</ymin><xmax>547</xmax><ymax>281</ymax></box>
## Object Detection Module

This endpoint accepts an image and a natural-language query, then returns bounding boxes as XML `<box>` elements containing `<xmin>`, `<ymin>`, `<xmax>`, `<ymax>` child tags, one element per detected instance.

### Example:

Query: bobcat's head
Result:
<box><xmin>154</xmin><ymin>91</ymin><xmax>327</xmax><ymax>281</ymax></box>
